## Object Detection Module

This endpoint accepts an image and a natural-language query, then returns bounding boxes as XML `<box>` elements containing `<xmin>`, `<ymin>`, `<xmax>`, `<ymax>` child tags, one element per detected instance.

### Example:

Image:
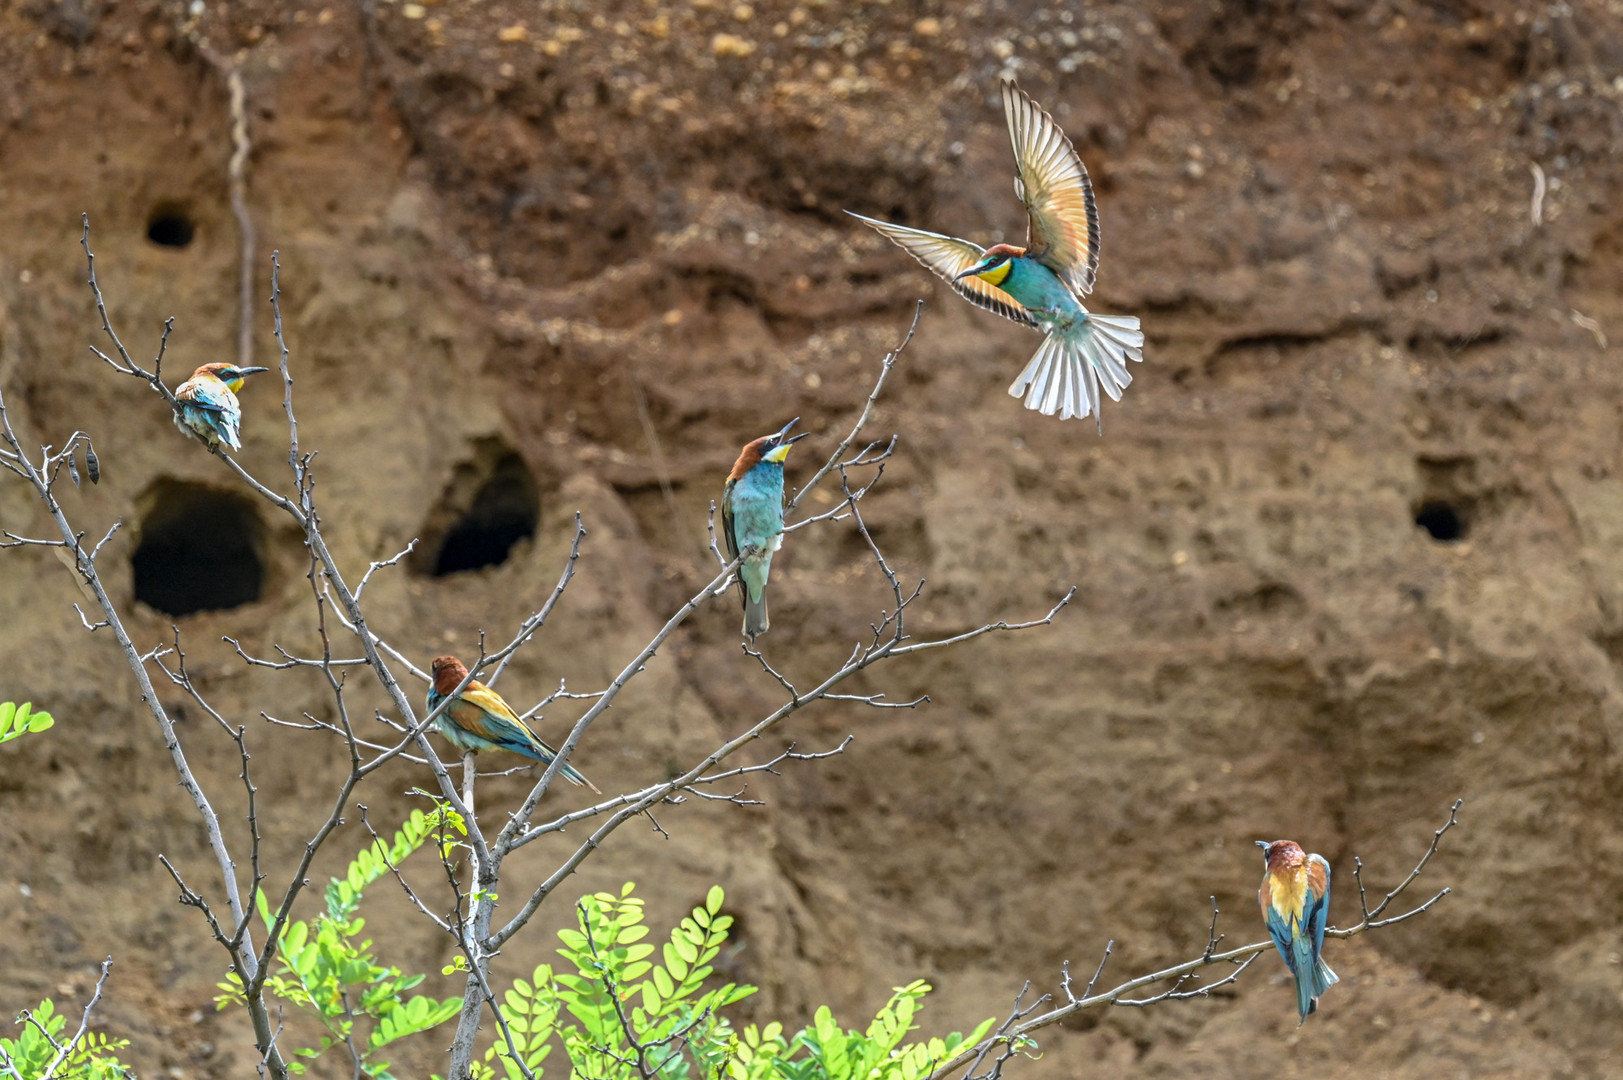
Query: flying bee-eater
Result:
<box><xmin>1257</xmin><ymin>839</ymin><xmax>1339</xmax><ymax>1023</ymax></box>
<box><xmin>173</xmin><ymin>362</ymin><xmax>270</xmax><ymax>451</ymax></box>
<box><xmin>848</xmin><ymin>80</ymin><xmax>1144</xmax><ymax>430</ymax></box>
<box><xmin>722</xmin><ymin>418</ymin><xmax>807</xmax><ymax>642</ymax></box>
<box><xmin>427</xmin><ymin>655</ymin><xmax>600</xmax><ymax>793</ymax></box>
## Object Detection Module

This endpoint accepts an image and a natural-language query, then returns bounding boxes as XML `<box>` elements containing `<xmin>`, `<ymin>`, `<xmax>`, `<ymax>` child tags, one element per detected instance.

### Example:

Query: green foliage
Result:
<box><xmin>0</xmin><ymin>998</ymin><xmax>132</xmax><ymax>1079</ymax></box>
<box><xmin>776</xmin><ymin>983</ymin><xmax>998</xmax><ymax>1080</ymax></box>
<box><xmin>0</xmin><ymin>704</ymin><xmax>129</xmax><ymax>1078</ymax></box>
<box><xmin>477</xmin><ymin>883</ymin><xmax>996</xmax><ymax>1080</ymax></box>
<box><xmin>0</xmin><ymin>701</ymin><xmax>54</xmax><ymax>747</ymax></box>
<box><xmin>216</xmin><ymin>808</ymin><xmax>463</xmax><ymax>1079</ymax></box>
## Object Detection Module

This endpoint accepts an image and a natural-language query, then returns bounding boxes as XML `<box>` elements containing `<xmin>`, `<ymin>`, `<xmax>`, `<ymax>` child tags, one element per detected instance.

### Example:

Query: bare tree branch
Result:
<box><xmin>32</xmin><ymin>957</ymin><xmax>114</xmax><ymax>1080</ymax></box>
<box><xmin>923</xmin><ymin>800</ymin><xmax>1464</xmax><ymax>1080</ymax></box>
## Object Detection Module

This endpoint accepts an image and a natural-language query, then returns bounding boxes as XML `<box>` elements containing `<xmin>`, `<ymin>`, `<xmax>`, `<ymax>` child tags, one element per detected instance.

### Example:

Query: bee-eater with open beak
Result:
<box><xmin>848</xmin><ymin>80</ymin><xmax>1143</xmax><ymax>430</ymax></box>
<box><xmin>427</xmin><ymin>655</ymin><xmax>600</xmax><ymax>793</ymax></box>
<box><xmin>173</xmin><ymin>362</ymin><xmax>270</xmax><ymax>451</ymax></box>
<box><xmin>722</xmin><ymin>418</ymin><xmax>807</xmax><ymax>642</ymax></box>
<box><xmin>1257</xmin><ymin>839</ymin><xmax>1339</xmax><ymax>1023</ymax></box>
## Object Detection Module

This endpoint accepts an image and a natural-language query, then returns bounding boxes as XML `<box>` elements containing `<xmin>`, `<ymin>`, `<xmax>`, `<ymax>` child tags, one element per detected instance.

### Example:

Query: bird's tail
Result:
<box><xmin>513</xmin><ymin>735</ymin><xmax>601</xmax><ymax>793</ymax></box>
<box><xmin>742</xmin><ymin>592</ymin><xmax>770</xmax><ymax>641</ymax></box>
<box><xmin>539</xmin><ymin>746</ymin><xmax>602</xmax><ymax>794</ymax></box>
<box><xmin>1008</xmin><ymin>314</ymin><xmax>1144</xmax><ymax>431</ymax></box>
<box><xmin>739</xmin><ymin>559</ymin><xmax>772</xmax><ymax>641</ymax></box>
<box><xmin>559</xmin><ymin>760</ymin><xmax>602</xmax><ymax>795</ymax></box>
<box><xmin>1296</xmin><ymin>957</ymin><xmax>1339</xmax><ymax>1024</ymax></box>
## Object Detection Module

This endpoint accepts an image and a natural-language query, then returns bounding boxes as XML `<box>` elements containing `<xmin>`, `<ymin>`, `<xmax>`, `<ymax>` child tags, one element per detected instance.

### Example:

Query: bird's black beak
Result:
<box><xmin>238</xmin><ymin>367</ymin><xmax>271</xmax><ymax>376</ymax></box>
<box><xmin>953</xmin><ymin>258</ymin><xmax>999</xmax><ymax>282</ymax></box>
<box><xmin>775</xmin><ymin>417</ymin><xmax>807</xmax><ymax>445</ymax></box>
<box><xmin>1255</xmin><ymin>840</ymin><xmax>1270</xmax><ymax>851</ymax></box>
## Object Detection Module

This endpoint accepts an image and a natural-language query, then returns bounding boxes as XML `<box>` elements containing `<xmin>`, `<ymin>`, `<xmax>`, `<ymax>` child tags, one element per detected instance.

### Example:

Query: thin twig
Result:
<box><xmin>923</xmin><ymin>801</ymin><xmax>1463</xmax><ymax>1080</ymax></box>
<box><xmin>37</xmin><ymin>957</ymin><xmax>113</xmax><ymax>1080</ymax></box>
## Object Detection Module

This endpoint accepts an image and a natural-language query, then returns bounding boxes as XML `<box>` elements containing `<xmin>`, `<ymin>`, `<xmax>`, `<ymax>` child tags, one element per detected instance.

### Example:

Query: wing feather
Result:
<box><xmin>846</xmin><ymin>211</ymin><xmax>1038</xmax><ymax>329</ymax></box>
<box><xmin>1265</xmin><ymin>905</ymin><xmax>1296</xmax><ymax>968</ymax></box>
<box><xmin>722</xmin><ymin>478</ymin><xmax>749</xmax><ymax>612</ymax></box>
<box><xmin>176</xmin><ymin>378</ymin><xmax>231</xmax><ymax>413</ymax></box>
<box><xmin>461</xmin><ymin>681</ymin><xmax>525</xmax><ymax>729</ymax></box>
<box><xmin>1002</xmin><ymin>80</ymin><xmax>1099</xmax><ymax>296</ymax></box>
<box><xmin>1306</xmin><ymin>854</ymin><xmax>1332</xmax><ymax>956</ymax></box>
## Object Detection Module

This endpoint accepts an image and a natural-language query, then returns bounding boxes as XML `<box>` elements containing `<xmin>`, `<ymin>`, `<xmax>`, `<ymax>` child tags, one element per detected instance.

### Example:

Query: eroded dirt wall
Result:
<box><xmin>1</xmin><ymin>1</ymin><xmax>1621</xmax><ymax>1076</ymax></box>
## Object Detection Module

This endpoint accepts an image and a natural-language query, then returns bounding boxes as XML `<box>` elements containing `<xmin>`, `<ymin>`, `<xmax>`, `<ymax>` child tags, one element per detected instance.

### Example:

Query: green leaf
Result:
<box><xmin>719</xmin><ymin>984</ymin><xmax>756</xmax><ymax>1007</ymax></box>
<box><xmin>282</xmin><ymin>920</ymin><xmax>309</xmax><ymax>955</ymax></box>
<box><xmin>662</xmin><ymin>942</ymin><xmax>689</xmax><ymax>982</ymax></box>
<box><xmin>650</xmin><ymin>963</ymin><xmax>675</xmax><ymax>999</ymax></box>
<box><xmin>962</xmin><ymin>1016</ymin><xmax>997</xmax><ymax>1048</ymax></box>
<box><xmin>706</xmin><ymin>885</ymin><xmax>724</xmax><ymax>914</ymax></box>
<box><xmin>25</xmin><ymin>705</ymin><xmax>54</xmax><ymax>734</ymax></box>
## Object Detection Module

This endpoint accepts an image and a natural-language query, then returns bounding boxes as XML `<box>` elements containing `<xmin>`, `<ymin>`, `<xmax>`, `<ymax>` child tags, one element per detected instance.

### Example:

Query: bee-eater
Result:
<box><xmin>1256</xmin><ymin>839</ymin><xmax>1339</xmax><ymax>1023</ymax></box>
<box><xmin>427</xmin><ymin>655</ymin><xmax>600</xmax><ymax>793</ymax></box>
<box><xmin>173</xmin><ymin>363</ymin><xmax>270</xmax><ymax>451</ymax></box>
<box><xmin>722</xmin><ymin>418</ymin><xmax>807</xmax><ymax>641</ymax></box>
<box><xmin>848</xmin><ymin>80</ymin><xmax>1143</xmax><ymax>429</ymax></box>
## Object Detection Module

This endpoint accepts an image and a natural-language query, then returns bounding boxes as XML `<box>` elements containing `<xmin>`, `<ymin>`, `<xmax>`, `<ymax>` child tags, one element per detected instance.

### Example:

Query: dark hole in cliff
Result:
<box><xmin>1415</xmin><ymin>501</ymin><xmax>1465</xmax><ymax>542</ymax></box>
<box><xmin>146</xmin><ymin>208</ymin><xmax>195</xmax><ymax>249</ymax></box>
<box><xmin>417</xmin><ymin>451</ymin><xmax>540</xmax><ymax>577</ymax></box>
<box><xmin>132</xmin><ymin>481</ymin><xmax>264</xmax><ymax>615</ymax></box>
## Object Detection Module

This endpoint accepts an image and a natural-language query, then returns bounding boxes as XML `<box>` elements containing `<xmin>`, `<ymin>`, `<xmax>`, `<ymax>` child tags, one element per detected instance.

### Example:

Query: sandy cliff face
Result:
<box><xmin>1</xmin><ymin>0</ymin><xmax>1620</xmax><ymax>1075</ymax></box>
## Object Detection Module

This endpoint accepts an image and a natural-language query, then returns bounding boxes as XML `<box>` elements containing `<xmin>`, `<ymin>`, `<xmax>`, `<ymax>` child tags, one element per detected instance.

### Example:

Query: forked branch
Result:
<box><xmin>926</xmin><ymin>800</ymin><xmax>1463</xmax><ymax>1080</ymax></box>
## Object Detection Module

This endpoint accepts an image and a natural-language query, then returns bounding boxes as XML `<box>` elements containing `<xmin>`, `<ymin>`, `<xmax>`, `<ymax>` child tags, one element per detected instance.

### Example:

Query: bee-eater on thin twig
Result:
<box><xmin>427</xmin><ymin>655</ymin><xmax>599</xmax><ymax>793</ymax></box>
<box><xmin>722</xmin><ymin>418</ymin><xmax>807</xmax><ymax>642</ymax></box>
<box><xmin>173</xmin><ymin>362</ymin><xmax>270</xmax><ymax>451</ymax></box>
<box><xmin>849</xmin><ymin>80</ymin><xmax>1144</xmax><ymax>430</ymax></box>
<box><xmin>1257</xmin><ymin>839</ymin><xmax>1340</xmax><ymax>1023</ymax></box>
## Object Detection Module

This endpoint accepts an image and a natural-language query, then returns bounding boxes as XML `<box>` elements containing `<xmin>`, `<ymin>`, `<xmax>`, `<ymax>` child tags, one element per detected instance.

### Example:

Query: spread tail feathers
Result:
<box><xmin>1008</xmin><ymin>314</ymin><xmax>1144</xmax><ymax>431</ymax></box>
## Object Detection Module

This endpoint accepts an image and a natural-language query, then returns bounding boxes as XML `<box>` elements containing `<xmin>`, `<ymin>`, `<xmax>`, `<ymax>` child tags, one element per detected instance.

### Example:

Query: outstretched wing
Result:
<box><xmin>846</xmin><ymin>211</ymin><xmax>1038</xmax><ymax>329</ymax></box>
<box><xmin>1002</xmin><ymin>80</ymin><xmax>1099</xmax><ymax>296</ymax></box>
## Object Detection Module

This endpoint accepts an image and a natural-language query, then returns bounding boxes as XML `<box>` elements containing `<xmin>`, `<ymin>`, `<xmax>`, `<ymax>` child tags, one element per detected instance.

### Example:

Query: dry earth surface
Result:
<box><xmin>1</xmin><ymin>0</ymin><xmax>1622</xmax><ymax>1076</ymax></box>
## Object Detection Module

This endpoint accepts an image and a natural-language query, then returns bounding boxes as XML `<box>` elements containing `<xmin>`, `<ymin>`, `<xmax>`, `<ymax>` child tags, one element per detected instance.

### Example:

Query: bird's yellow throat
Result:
<box><xmin>977</xmin><ymin>261</ymin><xmax>1012</xmax><ymax>287</ymax></box>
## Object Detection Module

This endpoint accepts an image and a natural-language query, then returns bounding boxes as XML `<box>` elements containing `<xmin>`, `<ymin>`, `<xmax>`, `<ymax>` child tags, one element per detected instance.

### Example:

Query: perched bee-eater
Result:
<box><xmin>848</xmin><ymin>80</ymin><xmax>1144</xmax><ymax>429</ymax></box>
<box><xmin>1256</xmin><ymin>839</ymin><xmax>1339</xmax><ymax>1023</ymax></box>
<box><xmin>427</xmin><ymin>655</ymin><xmax>600</xmax><ymax>793</ymax></box>
<box><xmin>173</xmin><ymin>363</ymin><xmax>270</xmax><ymax>450</ymax></box>
<box><xmin>722</xmin><ymin>418</ymin><xmax>807</xmax><ymax>641</ymax></box>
